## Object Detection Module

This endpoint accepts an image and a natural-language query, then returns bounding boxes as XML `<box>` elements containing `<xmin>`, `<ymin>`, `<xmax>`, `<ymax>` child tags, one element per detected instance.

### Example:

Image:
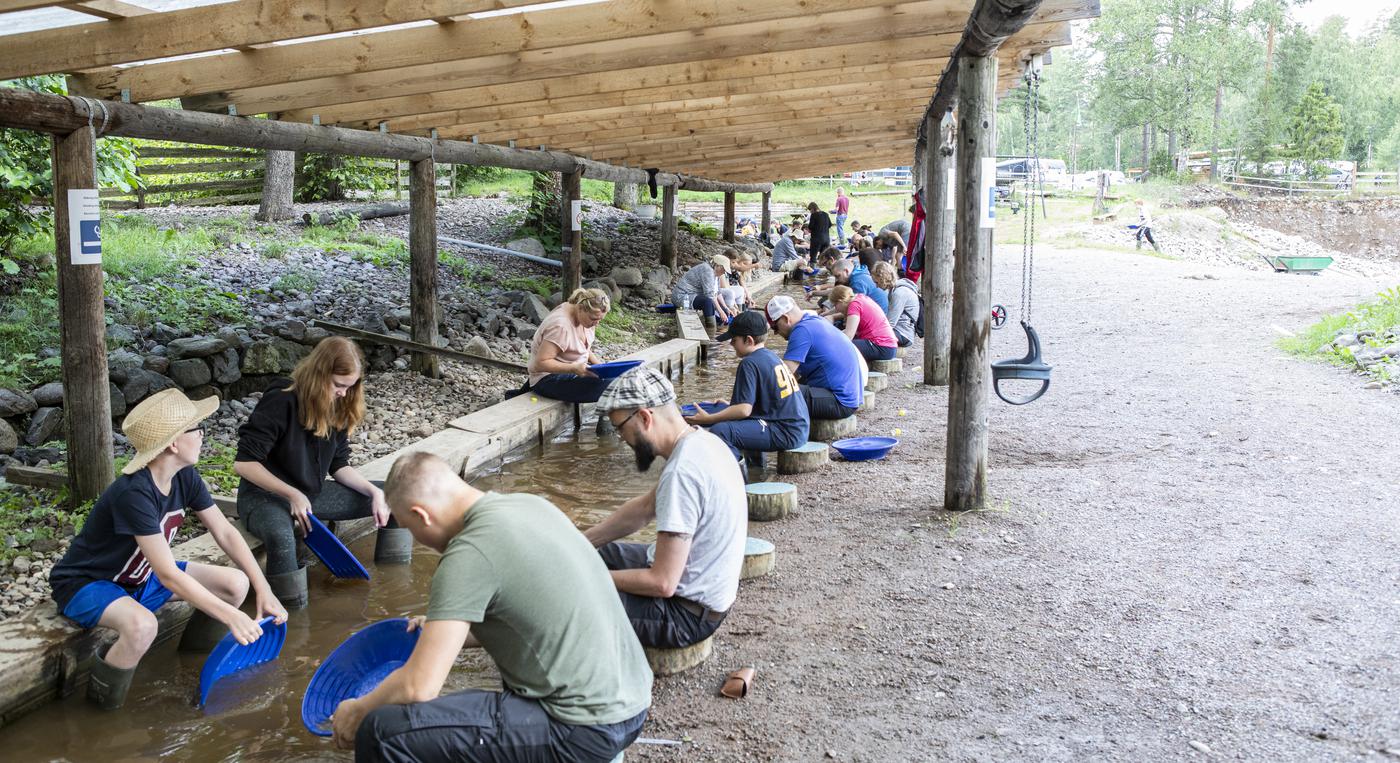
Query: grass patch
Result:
<box><xmin>595</xmin><ymin>305</ymin><xmax>667</xmax><ymax>345</ymax></box>
<box><xmin>1279</xmin><ymin>287</ymin><xmax>1400</xmax><ymax>385</ymax></box>
<box><xmin>270</xmin><ymin>267</ymin><xmax>320</xmax><ymax>294</ymax></box>
<box><xmin>502</xmin><ymin>275</ymin><xmax>556</xmax><ymax>298</ymax></box>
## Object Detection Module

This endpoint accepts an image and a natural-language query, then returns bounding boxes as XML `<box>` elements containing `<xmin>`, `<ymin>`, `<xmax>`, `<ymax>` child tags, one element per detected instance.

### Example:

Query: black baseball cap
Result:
<box><xmin>715</xmin><ymin>310</ymin><xmax>768</xmax><ymax>342</ymax></box>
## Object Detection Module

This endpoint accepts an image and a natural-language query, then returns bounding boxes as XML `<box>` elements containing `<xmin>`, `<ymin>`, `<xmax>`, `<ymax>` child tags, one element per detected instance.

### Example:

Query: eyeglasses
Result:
<box><xmin>614</xmin><ymin>408</ymin><xmax>644</xmax><ymax>431</ymax></box>
<box><xmin>185</xmin><ymin>426</ymin><xmax>205</xmax><ymax>436</ymax></box>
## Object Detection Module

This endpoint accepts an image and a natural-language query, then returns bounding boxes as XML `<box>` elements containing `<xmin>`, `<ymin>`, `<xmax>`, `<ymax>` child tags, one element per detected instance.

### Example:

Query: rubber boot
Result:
<box><xmin>702</xmin><ymin>317</ymin><xmax>718</xmax><ymax>337</ymax></box>
<box><xmin>373</xmin><ymin>527</ymin><xmax>414</xmax><ymax>565</ymax></box>
<box><xmin>268</xmin><ymin>565</ymin><xmax>309</xmax><ymax>610</ymax></box>
<box><xmin>178</xmin><ymin>610</ymin><xmax>230</xmax><ymax>652</ymax></box>
<box><xmin>87</xmin><ymin>653</ymin><xmax>137</xmax><ymax>711</ymax></box>
<box><xmin>595</xmin><ymin>414</ymin><xmax>616</xmax><ymax>437</ymax></box>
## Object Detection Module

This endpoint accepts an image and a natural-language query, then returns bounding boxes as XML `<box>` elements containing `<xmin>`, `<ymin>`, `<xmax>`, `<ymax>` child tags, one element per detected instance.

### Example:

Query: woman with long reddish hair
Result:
<box><xmin>234</xmin><ymin>336</ymin><xmax>408</xmax><ymax>607</ymax></box>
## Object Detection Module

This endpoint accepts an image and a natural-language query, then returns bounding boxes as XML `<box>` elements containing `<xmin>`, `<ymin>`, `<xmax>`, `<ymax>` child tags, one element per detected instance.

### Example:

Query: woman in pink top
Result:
<box><xmin>525</xmin><ymin>288</ymin><xmax>613</xmax><ymax>403</ymax></box>
<box><xmin>828</xmin><ymin>285</ymin><xmax>898</xmax><ymax>362</ymax></box>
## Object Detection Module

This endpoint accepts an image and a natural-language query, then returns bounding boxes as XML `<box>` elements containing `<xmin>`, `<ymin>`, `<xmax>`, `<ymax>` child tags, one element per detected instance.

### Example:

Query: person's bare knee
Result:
<box><xmin>102</xmin><ymin>604</ymin><xmax>159</xmax><ymax>668</ymax></box>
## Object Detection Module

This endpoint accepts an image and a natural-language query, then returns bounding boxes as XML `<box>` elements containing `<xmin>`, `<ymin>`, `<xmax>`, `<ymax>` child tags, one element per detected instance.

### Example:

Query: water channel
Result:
<box><xmin>1</xmin><ymin>331</ymin><xmax>771</xmax><ymax>762</ymax></box>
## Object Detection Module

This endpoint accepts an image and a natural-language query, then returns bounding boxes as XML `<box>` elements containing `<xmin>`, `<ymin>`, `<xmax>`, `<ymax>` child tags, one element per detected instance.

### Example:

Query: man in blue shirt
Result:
<box><xmin>765</xmin><ymin>295</ymin><xmax>863</xmax><ymax>420</ymax></box>
<box><xmin>684</xmin><ymin>311</ymin><xmax>810</xmax><ymax>463</ymax></box>
<box><xmin>846</xmin><ymin>259</ymin><xmax>889</xmax><ymax>312</ymax></box>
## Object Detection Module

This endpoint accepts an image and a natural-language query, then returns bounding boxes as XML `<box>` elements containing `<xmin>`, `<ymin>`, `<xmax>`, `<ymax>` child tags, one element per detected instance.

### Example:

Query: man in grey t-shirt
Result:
<box><xmin>584</xmin><ymin>366</ymin><xmax>748</xmax><ymax>649</ymax></box>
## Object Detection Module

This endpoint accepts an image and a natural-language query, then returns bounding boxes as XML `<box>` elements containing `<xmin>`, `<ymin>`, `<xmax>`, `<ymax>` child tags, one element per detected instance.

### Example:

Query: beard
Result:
<box><xmin>631</xmin><ymin>435</ymin><xmax>659</xmax><ymax>472</ymax></box>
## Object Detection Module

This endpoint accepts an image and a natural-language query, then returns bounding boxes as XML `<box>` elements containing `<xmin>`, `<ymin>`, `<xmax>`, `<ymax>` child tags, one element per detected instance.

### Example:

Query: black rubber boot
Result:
<box><xmin>595</xmin><ymin>414</ymin><xmax>615</xmax><ymax>437</ymax></box>
<box><xmin>373</xmin><ymin>528</ymin><xmax>414</xmax><ymax>565</ymax></box>
<box><xmin>268</xmin><ymin>565</ymin><xmax>308</xmax><ymax>610</ymax></box>
<box><xmin>702</xmin><ymin>317</ymin><xmax>718</xmax><ymax>336</ymax></box>
<box><xmin>178</xmin><ymin>610</ymin><xmax>230</xmax><ymax>652</ymax></box>
<box><xmin>87</xmin><ymin>653</ymin><xmax>137</xmax><ymax>711</ymax></box>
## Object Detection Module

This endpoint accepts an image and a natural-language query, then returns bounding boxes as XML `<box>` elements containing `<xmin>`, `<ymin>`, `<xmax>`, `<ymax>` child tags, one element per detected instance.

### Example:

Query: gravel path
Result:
<box><xmin>630</xmin><ymin>246</ymin><xmax>1400</xmax><ymax>761</ymax></box>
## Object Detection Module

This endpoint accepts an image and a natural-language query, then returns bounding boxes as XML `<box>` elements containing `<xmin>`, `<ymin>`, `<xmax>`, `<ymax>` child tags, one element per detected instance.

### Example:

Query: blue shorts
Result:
<box><xmin>61</xmin><ymin>561</ymin><xmax>187</xmax><ymax>629</ymax></box>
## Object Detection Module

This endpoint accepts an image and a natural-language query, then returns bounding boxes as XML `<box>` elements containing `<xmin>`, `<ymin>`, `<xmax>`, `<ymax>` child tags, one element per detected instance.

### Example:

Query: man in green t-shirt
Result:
<box><xmin>331</xmin><ymin>452</ymin><xmax>652</xmax><ymax>761</ymax></box>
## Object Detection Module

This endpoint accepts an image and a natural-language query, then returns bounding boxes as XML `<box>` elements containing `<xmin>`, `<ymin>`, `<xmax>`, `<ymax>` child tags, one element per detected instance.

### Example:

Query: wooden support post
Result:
<box><xmin>52</xmin><ymin>126</ymin><xmax>113</xmax><ymax>502</ymax></box>
<box><xmin>660</xmin><ymin>184</ymin><xmax>677</xmax><ymax>271</ymax></box>
<box><xmin>612</xmin><ymin>180</ymin><xmax>637</xmax><ymax>211</ymax></box>
<box><xmin>256</xmin><ymin>149</ymin><xmax>295</xmax><ymax>221</ymax></box>
<box><xmin>394</xmin><ymin>159</ymin><xmax>402</xmax><ymax>201</ymax></box>
<box><xmin>944</xmin><ymin>54</ymin><xmax>997</xmax><ymax>512</ymax></box>
<box><xmin>924</xmin><ymin>111</ymin><xmax>956</xmax><ymax>386</ymax></box>
<box><xmin>408</xmin><ymin>158</ymin><xmax>440</xmax><ymax>378</ymax></box>
<box><xmin>722</xmin><ymin>191</ymin><xmax>736</xmax><ymax>243</ymax></box>
<box><xmin>562</xmin><ymin>170</ymin><xmax>582</xmax><ymax>296</ymax></box>
<box><xmin>760</xmin><ymin>191</ymin><xmax>771</xmax><ymax>241</ymax></box>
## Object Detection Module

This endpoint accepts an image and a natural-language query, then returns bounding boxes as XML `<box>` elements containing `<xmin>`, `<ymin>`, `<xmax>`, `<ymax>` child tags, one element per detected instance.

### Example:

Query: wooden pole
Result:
<box><xmin>923</xmin><ymin>111</ymin><xmax>955</xmax><ymax>386</ymax></box>
<box><xmin>256</xmin><ymin>149</ymin><xmax>295</xmax><ymax>221</ymax></box>
<box><xmin>944</xmin><ymin>53</ymin><xmax>996</xmax><ymax>512</ymax></box>
<box><xmin>562</xmin><ymin>170</ymin><xmax>582</xmax><ymax>295</ymax></box>
<box><xmin>760</xmin><ymin>190</ymin><xmax>771</xmax><ymax>240</ymax></box>
<box><xmin>660</xmin><ymin>184</ymin><xmax>677</xmax><ymax>271</ymax></box>
<box><xmin>722</xmin><ymin>191</ymin><xmax>736</xmax><ymax>243</ymax></box>
<box><xmin>52</xmin><ymin>126</ymin><xmax>113</xmax><ymax>501</ymax></box>
<box><xmin>408</xmin><ymin>158</ymin><xmax>441</xmax><ymax>378</ymax></box>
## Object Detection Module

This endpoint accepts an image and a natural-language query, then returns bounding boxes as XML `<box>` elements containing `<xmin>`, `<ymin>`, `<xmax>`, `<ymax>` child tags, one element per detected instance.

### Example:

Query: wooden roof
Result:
<box><xmin>0</xmin><ymin>0</ymin><xmax>1098</xmax><ymax>183</ymax></box>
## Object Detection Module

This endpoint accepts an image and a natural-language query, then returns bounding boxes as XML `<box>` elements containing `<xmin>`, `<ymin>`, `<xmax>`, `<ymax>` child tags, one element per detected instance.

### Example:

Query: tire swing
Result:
<box><xmin>992</xmin><ymin>59</ymin><xmax>1052</xmax><ymax>406</ymax></box>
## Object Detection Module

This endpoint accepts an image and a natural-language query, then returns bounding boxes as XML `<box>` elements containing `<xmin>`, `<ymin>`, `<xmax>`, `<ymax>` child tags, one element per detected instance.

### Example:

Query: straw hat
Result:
<box><xmin>120</xmin><ymin>388</ymin><xmax>219</xmax><ymax>474</ymax></box>
<box><xmin>709</xmin><ymin>255</ymin><xmax>733</xmax><ymax>274</ymax></box>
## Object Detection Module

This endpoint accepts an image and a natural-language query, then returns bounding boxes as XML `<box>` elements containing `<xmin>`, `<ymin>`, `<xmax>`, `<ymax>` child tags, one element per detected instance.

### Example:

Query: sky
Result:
<box><xmin>1289</xmin><ymin>0</ymin><xmax>1397</xmax><ymax>35</ymax></box>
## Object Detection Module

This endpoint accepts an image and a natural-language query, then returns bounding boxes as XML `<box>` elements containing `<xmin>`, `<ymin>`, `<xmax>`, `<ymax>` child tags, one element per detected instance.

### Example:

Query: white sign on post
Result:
<box><xmin>571</xmin><ymin>200</ymin><xmax>583</xmax><ymax>232</ymax></box>
<box><xmin>979</xmin><ymin>157</ymin><xmax>996</xmax><ymax>229</ymax></box>
<box><xmin>945</xmin><ymin>169</ymin><xmax>956</xmax><ymax>211</ymax></box>
<box><xmin>68</xmin><ymin>189</ymin><xmax>102</xmax><ymax>265</ymax></box>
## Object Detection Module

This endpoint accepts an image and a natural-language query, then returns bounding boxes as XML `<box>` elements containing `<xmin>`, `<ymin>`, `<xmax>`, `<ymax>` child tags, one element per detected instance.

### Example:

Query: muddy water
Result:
<box><xmin>0</xmin><ymin>343</ymin><xmax>751</xmax><ymax>762</ymax></box>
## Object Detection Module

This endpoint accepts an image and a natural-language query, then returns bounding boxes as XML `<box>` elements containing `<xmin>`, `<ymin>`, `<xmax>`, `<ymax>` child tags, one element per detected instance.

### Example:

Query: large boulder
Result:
<box><xmin>584</xmin><ymin>279</ymin><xmax>622</xmax><ymax>306</ymax></box>
<box><xmin>609</xmin><ymin>266</ymin><xmax>644</xmax><ymax>287</ymax></box>
<box><xmin>169</xmin><ymin>358</ymin><xmax>213</xmax><ymax>389</ymax></box>
<box><xmin>105</xmin><ymin>323</ymin><xmax>138</xmax><ymax>347</ymax></box>
<box><xmin>151</xmin><ymin>322</ymin><xmax>185</xmax><ymax>344</ymax></box>
<box><xmin>210</xmin><ymin>347</ymin><xmax>242</xmax><ymax>385</ymax></box>
<box><xmin>25</xmin><ymin>406</ymin><xmax>63</xmax><ymax>446</ymax></box>
<box><xmin>521</xmin><ymin>294</ymin><xmax>551</xmax><ymax>325</ymax></box>
<box><xmin>510</xmin><ymin>318</ymin><xmax>537</xmax><ymax>341</ymax></box>
<box><xmin>31</xmin><ymin>382</ymin><xmax>64</xmax><ymax>408</ymax></box>
<box><xmin>505</xmin><ymin>238</ymin><xmax>547</xmax><ymax>259</ymax></box>
<box><xmin>464</xmin><ymin>336</ymin><xmax>494</xmax><ymax>359</ymax></box>
<box><xmin>108</xmin><ymin>382</ymin><xmax>126</xmax><ymax>417</ymax></box>
<box><xmin>646</xmin><ymin>267</ymin><xmax>673</xmax><ymax>289</ymax></box>
<box><xmin>0</xmin><ymin>389</ymin><xmax>37</xmax><ymax>418</ymax></box>
<box><xmin>241</xmin><ymin>339</ymin><xmax>309</xmax><ymax>376</ymax></box>
<box><xmin>0</xmin><ymin>419</ymin><xmax>17</xmax><ymax>454</ymax></box>
<box><xmin>143</xmin><ymin>354</ymin><xmax>170</xmax><ymax>375</ymax></box>
<box><xmin>168</xmin><ymin>336</ymin><xmax>228</xmax><ymax>360</ymax></box>
<box><xmin>216</xmin><ymin>325</ymin><xmax>251</xmax><ymax>351</ymax></box>
<box><xmin>106</xmin><ymin>349</ymin><xmax>144</xmax><ymax>384</ymax></box>
<box><xmin>269</xmin><ymin>319</ymin><xmax>307</xmax><ymax>343</ymax></box>
<box><xmin>631</xmin><ymin>282</ymin><xmax>669</xmax><ymax>304</ymax></box>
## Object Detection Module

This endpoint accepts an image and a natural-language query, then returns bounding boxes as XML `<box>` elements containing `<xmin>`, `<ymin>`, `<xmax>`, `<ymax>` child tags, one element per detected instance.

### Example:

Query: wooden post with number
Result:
<box><xmin>562</xmin><ymin>170</ymin><xmax>582</xmax><ymax>295</ymax></box>
<box><xmin>409</xmin><ymin>158</ymin><xmax>441</xmax><ymax>377</ymax></box>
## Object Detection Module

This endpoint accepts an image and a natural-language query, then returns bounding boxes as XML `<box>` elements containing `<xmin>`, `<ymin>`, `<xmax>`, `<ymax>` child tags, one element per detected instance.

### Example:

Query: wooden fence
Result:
<box><xmin>104</xmin><ymin>146</ymin><xmax>265</xmax><ymax>209</ymax></box>
<box><xmin>1222</xmin><ymin>168</ymin><xmax>1400</xmax><ymax>198</ymax></box>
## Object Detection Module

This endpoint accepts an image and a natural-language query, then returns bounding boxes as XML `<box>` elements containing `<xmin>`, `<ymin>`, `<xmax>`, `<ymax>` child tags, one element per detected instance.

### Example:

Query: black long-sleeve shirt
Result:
<box><xmin>235</xmin><ymin>378</ymin><xmax>351</xmax><ymax>498</ymax></box>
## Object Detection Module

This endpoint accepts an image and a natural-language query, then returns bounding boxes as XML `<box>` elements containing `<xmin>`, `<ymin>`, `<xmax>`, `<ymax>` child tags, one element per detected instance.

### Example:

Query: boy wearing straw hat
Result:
<box><xmin>48</xmin><ymin>389</ymin><xmax>286</xmax><ymax>710</ymax></box>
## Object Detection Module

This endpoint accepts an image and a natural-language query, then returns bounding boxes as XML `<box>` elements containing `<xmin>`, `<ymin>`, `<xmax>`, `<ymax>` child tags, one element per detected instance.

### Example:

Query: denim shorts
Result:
<box><xmin>61</xmin><ymin>561</ymin><xmax>187</xmax><ymax>629</ymax></box>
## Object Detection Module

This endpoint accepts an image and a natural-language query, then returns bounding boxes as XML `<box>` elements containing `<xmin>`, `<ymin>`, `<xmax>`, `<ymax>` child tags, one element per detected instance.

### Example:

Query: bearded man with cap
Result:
<box><xmin>684</xmin><ymin>310</ymin><xmax>809</xmax><ymax>469</ymax></box>
<box><xmin>583</xmin><ymin>366</ymin><xmax>748</xmax><ymax>649</ymax></box>
<box><xmin>48</xmin><ymin>389</ymin><xmax>286</xmax><ymax>710</ymax></box>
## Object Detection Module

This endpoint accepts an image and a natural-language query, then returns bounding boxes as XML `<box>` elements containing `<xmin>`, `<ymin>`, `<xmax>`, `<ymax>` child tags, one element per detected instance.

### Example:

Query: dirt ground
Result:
<box><xmin>629</xmin><ymin>246</ymin><xmax>1400</xmax><ymax>761</ymax></box>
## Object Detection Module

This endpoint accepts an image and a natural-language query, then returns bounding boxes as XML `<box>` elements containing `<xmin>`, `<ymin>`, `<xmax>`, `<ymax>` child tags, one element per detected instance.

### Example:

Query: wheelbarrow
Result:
<box><xmin>1262</xmin><ymin>255</ymin><xmax>1333</xmax><ymax>274</ymax></box>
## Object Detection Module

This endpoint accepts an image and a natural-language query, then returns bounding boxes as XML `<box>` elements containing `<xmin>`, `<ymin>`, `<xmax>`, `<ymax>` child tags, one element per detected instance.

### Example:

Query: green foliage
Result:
<box><xmin>517</xmin><ymin>171</ymin><xmax>563</xmax><ymax>250</ymax></box>
<box><xmin>297</xmin><ymin>154</ymin><xmax>390</xmax><ymax>202</ymax></box>
<box><xmin>1281</xmin><ymin>286</ymin><xmax>1400</xmax><ymax>382</ymax></box>
<box><xmin>0</xmin><ymin>76</ymin><xmax>140</xmax><ymax>262</ymax></box>
<box><xmin>270</xmin><ymin>267</ymin><xmax>320</xmax><ymax>294</ymax></box>
<box><xmin>501</xmin><ymin>275</ymin><xmax>557</xmax><ymax>298</ymax></box>
<box><xmin>0</xmin><ymin>484</ymin><xmax>89</xmax><ymax>566</ymax></box>
<box><xmin>679</xmin><ymin>219</ymin><xmax>719</xmax><ymax>240</ymax></box>
<box><xmin>1287</xmin><ymin>82</ymin><xmax>1345</xmax><ymax>169</ymax></box>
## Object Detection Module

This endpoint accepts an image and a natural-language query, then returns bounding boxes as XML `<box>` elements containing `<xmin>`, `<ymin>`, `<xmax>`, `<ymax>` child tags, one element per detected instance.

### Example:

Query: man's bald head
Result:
<box><xmin>384</xmin><ymin>452</ymin><xmax>476</xmax><ymax>552</ymax></box>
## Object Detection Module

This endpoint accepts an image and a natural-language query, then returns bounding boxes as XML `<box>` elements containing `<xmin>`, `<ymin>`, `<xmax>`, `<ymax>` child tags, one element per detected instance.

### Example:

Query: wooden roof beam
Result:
<box><xmin>0</xmin><ymin>1</ymin><xmax>547</xmax><ymax>80</ymax></box>
<box><xmin>71</xmin><ymin>0</ymin><xmax>970</xmax><ymax>104</ymax></box>
<box><xmin>0</xmin><ymin>86</ymin><xmax>770</xmax><ymax>194</ymax></box>
<box><xmin>60</xmin><ymin>0</ymin><xmax>150</xmax><ymax>20</ymax></box>
<box><xmin>276</xmin><ymin>34</ymin><xmax>963</xmax><ymax>126</ymax></box>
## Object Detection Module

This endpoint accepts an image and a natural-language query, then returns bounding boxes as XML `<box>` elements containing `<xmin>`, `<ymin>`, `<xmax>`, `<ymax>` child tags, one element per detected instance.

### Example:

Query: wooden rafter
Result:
<box><xmin>73</xmin><ymin>0</ymin><xmax>996</xmax><ymax>105</ymax></box>
<box><xmin>0</xmin><ymin>0</ymin><xmax>547</xmax><ymax>80</ymax></box>
<box><xmin>60</xmin><ymin>1</ymin><xmax>150</xmax><ymax>20</ymax></box>
<box><xmin>278</xmin><ymin>33</ymin><xmax>963</xmax><ymax>126</ymax></box>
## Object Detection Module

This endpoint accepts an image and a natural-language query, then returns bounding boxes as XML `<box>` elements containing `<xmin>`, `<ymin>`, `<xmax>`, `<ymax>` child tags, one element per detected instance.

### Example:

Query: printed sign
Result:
<box><xmin>945</xmin><ymin>169</ymin><xmax>956</xmax><ymax>211</ymax></box>
<box><xmin>571</xmin><ymin>200</ymin><xmax>583</xmax><ymax>232</ymax></box>
<box><xmin>68</xmin><ymin>189</ymin><xmax>101</xmax><ymax>264</ymax></box>
<box><xmin>979</xmin><ymin>157</ymin><xmax>996</xmax><ymax>229</ymax></box>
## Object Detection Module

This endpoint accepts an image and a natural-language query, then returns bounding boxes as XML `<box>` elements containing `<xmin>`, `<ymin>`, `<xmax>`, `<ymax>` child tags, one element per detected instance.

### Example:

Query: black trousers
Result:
<box><xmin>356</xmin><ymin>689</ymin><xmax>647</xmax><ymax>763</ymax></box>
<box><xmin>597</xmin><ymin>542</ymin><xmax>725</xmax><ymax>649</ymax></box>
<box><xmin>239</xmin><ymin>479</ymin><xmax>390</xmax><ymax>576</ymax></box>
<box><xmin>801</xmin><ymin>384</ymin><xmax>858</xmax><ymax>420</ymax></box>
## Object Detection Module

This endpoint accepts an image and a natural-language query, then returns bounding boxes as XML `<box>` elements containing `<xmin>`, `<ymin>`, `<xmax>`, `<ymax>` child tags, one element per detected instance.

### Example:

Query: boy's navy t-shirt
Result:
<box><xmin>49</xmin><ymin>466</ymin><xmax>213</xmax><ymax>608</ymax></box>
<box><xmin>730</xmin><ymin>348</ymin><xmax>810</xmax><ymax>443</ymax></box>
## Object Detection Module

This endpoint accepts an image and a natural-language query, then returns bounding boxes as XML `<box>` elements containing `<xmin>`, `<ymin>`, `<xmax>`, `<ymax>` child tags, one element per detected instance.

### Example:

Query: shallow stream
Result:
<box><xmin>0</xmin><ymin>338</ymin><xmax>755</xmax><ymax>762</ymax></box>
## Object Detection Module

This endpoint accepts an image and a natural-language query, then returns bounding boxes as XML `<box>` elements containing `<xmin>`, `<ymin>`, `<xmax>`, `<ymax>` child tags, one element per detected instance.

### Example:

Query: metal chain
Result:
<box><xmin>1028</xmin><ymin>70</ymin><xmax>1040</xmax><ymax>323</ymax></box>
<box><xmin>1020</xmin><ymin>72</ymin><xmax>1034</xmax><ymax>322</ymax></box>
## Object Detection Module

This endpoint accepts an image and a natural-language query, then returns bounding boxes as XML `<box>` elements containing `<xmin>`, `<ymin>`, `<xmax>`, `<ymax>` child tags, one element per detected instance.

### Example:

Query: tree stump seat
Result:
<box><xmin>871</xmin><ymin>358</ymin><xmax>903</xmax><ymax>374</ymax></box>
<box><xmin>741</xmin><ymin>537</ymin><xmax>775</xmax><ymax>580</ymax></box>
<box><xmin>746</xmin><ymin>481</ymin><xmax>796</xmax><ymax>521</ymax></box>
<box><xmin>645</xmin><ymin>636</ymin><xmax>714</xmax><ymax>676</ymax></box>
<box><xmin>777</xmin><ymin>441</ymin><xmax>828</xmax><ymax>474</ymax></box>
<box><xmin>810</xmin><ymin>415</ymin><xmax>858</xmax><ymax>441</ymax></box>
